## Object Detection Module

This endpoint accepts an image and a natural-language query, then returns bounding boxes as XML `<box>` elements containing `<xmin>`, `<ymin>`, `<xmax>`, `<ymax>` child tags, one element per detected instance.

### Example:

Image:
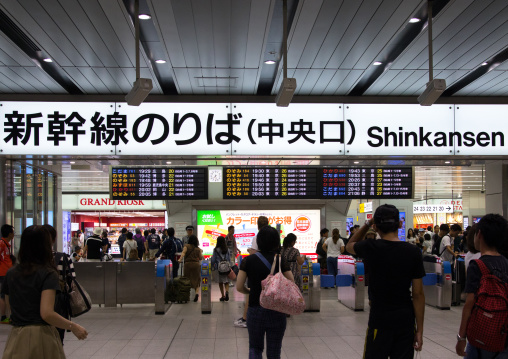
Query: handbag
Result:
<box><xmin>227</xmin><ymin>269</ymin><xmax>237</xmax><ymax>280</ymax></box>
<box><xmin>61</xmin><ymin>254</ymin><xmax>92</xmax><ymax>318</ymax></box>
<box><xmin>256</xmin><ymin>253</ymin><xmax>305</xmax><ymax>315</ymax></box>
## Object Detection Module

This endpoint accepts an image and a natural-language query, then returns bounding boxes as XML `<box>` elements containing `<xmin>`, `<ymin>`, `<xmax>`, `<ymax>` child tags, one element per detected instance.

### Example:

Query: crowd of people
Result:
<box><xmin>0</xmin><ymin>207</ymin><xmax>507</xmax><ymax>358</ymax></box>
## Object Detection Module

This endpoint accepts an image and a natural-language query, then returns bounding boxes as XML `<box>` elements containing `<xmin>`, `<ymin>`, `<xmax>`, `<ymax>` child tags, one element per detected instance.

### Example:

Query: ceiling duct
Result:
<box><xmin>275</xmin><ymin>0</ymin><xmax>296</xmax><ymax>107</ymax></box>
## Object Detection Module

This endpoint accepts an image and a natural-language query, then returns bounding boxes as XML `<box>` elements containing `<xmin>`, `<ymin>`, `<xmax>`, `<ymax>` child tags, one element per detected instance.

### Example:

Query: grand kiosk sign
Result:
<box><xmin>1</xmin><ymin>102</ymin><xmax>507</xmax><ymax>157</ymax></box>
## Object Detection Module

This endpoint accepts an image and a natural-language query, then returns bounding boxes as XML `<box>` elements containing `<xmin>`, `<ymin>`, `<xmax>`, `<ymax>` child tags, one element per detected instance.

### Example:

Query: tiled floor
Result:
<box><xmin>0</xmin><ymin>287</ymin><xmax>461</xmax><ymax>358</ymax></box>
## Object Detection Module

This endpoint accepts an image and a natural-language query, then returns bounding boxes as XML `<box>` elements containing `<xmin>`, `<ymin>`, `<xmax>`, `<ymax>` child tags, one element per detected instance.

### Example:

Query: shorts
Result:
<box><xmin>0</xmin><ymin>276</ymin><xmax>5</xmax><ymax>299</ymax></box>
<box><xmin>363</xmin><ymin>324</ymin><xmax>415</xmax><ymax>359</ymax></box>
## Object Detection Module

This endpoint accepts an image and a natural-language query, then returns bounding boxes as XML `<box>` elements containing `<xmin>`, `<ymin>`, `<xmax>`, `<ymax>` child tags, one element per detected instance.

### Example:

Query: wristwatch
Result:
<box><xmin>457</xmin><ymin>334</ymin><xmax>467</xmax><ymax>342</ymax></box>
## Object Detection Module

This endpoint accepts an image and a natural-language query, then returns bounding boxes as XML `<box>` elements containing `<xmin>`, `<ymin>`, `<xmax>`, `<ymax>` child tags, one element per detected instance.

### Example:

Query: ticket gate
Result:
<box><xmin>452</xmin><ymin>258</ymin><xmax>466</xmax><ymax>306</ymax></box>
<box><xmin>201</xmin><ymin>260</ymin><xmax>212</xmax><ymax>314</ymax></box>
<box><xmin>302</xmin><ymin>261</ymin><xmax>321</xmax><ymax>312</ymax></box>
<box><xmin>335</xmin><ymin>256</ymin><xmax>365</xmax><ymax>311</ymax></box>
<box><xmin>422</xmin><ymin>256</ymin><xmax>452</xmax><ymax>310</ymax></box>
<box><xmin>155</xmin><ymin>259</ymin><xmax>172</xmax><ymax>314</ymax></box>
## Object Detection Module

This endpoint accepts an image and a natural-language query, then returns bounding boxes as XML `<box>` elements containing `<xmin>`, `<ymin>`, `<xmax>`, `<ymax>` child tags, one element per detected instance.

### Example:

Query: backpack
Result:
<box><xmin>466</xmin><ymin>259</ymin><xmax>508</xmax><ymax>352</ymax></box>
<box><xmin>128</xmin><ymin>246</ymin><xmax>138</xmax><ymax>260</ymax></box>
<box><xmin>174</xmin><ymin>238</ymin><xmax>183</xmax><ymax>252</ymax></box>
<box><xmin>431</xmin><ymin>234</ymin><xmax>442</xmax><ymax>255</ymax></box>
<box><xmin>315</xmin><ymin>238</ymin><xmax>327</xmax><ymax>257</ymax></box>
<box><xmin>217</xmin><ymin>250</ymin><xmax>231</xmax><ymax>275</ymax></box>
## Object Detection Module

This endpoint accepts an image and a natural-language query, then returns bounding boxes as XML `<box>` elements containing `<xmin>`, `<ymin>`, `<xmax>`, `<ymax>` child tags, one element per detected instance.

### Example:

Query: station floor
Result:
<box><xmin>0</xmin><ymin>288</ymin><xmax>461</xmax><ymax>359</ymax></box>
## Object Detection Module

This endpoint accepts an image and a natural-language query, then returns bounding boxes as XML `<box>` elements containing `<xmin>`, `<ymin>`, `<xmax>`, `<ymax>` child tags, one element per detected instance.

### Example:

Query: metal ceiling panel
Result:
<box><xmin>333</xmin><ymin>70</ymin><xmax>364</xmax><ymax>95</ymax></box>
<box><xmin>193</xmin><ymin>0</ymin><xmax>215</xmax><ymax>68</ymax></box>
<box><xmin>105</xmin><ymin>68</ymin><xmax>132</xmax><ymax>93</ymax></box>
<box><xmin>468</xmin><ymin>71</ymin><xmax>508</xmax><ymax>96</ymax></box>
<box><xmin>75</xmin><ymin>67</ymin><xmax>111</xmax><ymax>94</ymax></box>
<box><xmin>172</xmin><ymin>68</ymin><xmax>193</xmax><ymax>94</ymax></box>
<box><xmin>0</xmin><ymin>33</ymin><xmax>34</xmax><ymax>67</ymax></box>
<box><xmin>212</xmin><ymin>0</ymin><xmax>231</xmax><ymax>69</ymax></box>
<box><xmin>62</xmin><ymin>67</ymin><xmax>99</xmax><ymax>94</ymax></box>
<box><xmin>230</xmin><ymin>1</ymin><xmax>251</xmax><ymax>68</ymax></box>
<box><xmin>242</xmin><ymin>68</ymin><xmax>260</xmax><ymax>95</ymax></box>
<box><xmin>2</xmin><ymin>67</ymin><xmax>51</xmax><ymax>93</ymax></box>
<box><xmin>388</xmin><ymin>70</ymin><xmax>427</xmax><ymax>95</ymax></box>
<box><xmin>296</xmin><ymin>69</ymin><xmax>324</xmax><ymax>95</ymax></box>
<box><xmin>309</xmin><ymin>69</ymin><xmax>337</xmax><ymax>95</ymax></box>
<box><xmin>455</xmin><ymin>70</ymin><xmax>508</xmax><ymax>96</ymax></box>
<box><xmin>185</xmin><ymin>68</ymin><xmax>206</xmax><ymax>95</ymax></box>
<box><xmin>244</xmin><ymin>0</ymin><xmax>273</xmax><ymax>69</ymax></box>
<box><xmin>171</xmin><ymin>1</ymin><xmax>202</xmax><ymax>68</ymax></box>
<box><xmin>23</xmin><ymin>67</ymin><xmax>67</xmax><ymax>93</ymax></box>
<box><xmin>364</xmin><ymin>70</ymin><xmax>415</xmax><ymax>96</ymax></box>
<box><xmin>0</xmin><ymin>69</ymin><xmax>33</xmax><ymax>93</ymax></box>
<box><xmin>90</xmin><ymin>68</ymin><xmax>122</xmax><ymax>94</ymax></box>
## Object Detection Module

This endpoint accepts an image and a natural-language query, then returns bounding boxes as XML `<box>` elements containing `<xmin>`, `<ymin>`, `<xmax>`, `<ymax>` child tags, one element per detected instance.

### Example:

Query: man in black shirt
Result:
<box><xmin>346</xmin><ymin>204</ymin><xmax>425</xmax><ymax>359</ymax></box>
<box><xmin>117</xmin><ymin>227</ymin><xmax>127</xmax><ymax>258</ymax></box>
<box><xmin>456</xmin><ymin>214</ymin><xmax>508</xmax><ymax>357</ymax></box>
<box><xmin>83</xmin><ymin>228</ymin><xmax>107</xmax><ymax>262</ymax></box>
<box><xmin>147</xmin><ymin>228</ymin><xmax>161</xmax><ymax>260</ymax></box>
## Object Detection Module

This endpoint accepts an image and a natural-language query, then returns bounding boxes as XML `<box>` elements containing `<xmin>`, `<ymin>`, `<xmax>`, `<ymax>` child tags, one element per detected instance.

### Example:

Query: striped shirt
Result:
<box><xmin>53</xmin><ymin>251</ymin><xmax>76</xmax><ymax>282</ymax></box>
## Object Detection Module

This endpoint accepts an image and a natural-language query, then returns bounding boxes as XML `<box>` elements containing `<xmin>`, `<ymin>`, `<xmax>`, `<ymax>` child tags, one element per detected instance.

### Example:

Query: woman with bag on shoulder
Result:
<box><xmin>211</xmin><ymin>236</ymin><xmax>232</xmax><ymax>302</ymax></box>
<box><xmin>1</xmin><ymin>225</ymin><xmax>87</xmax><ymax>359</ymax></box>
<box><xmin>178</xmin><ymin>235</ymin><xmax>203</xmax><ymax>302</ymax></box>
<box><xmin>281</xmin><ymin>233</ymin><xmax>306</xmax><ymax>292</ymax></box>
<box><xmin>236</xmin><ymin>226</ymin><xmax>294</xmax><ymax>359</ymax></box>
<box><xmin>122</xmin><ymin>232</ymin><xmax>138</xmax><ymax>262</ymax></box>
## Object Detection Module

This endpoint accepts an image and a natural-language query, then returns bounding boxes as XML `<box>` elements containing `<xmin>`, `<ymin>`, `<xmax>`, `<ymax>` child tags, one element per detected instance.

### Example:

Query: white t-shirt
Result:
<box><xmin>439</xmin><ymin>235</ymin><xmax>454</xmax><ymax>262</ymax></box>
<box><xmin>423</xmin><ymin>240</ymin><xmax>432</xmax><ymax>254</ymax></box>
<box><xmin>124</xmin><ymin>239</ymin><xmax>138</xmax><ymax>259</ymax></box>
<box><xmin>407</xmin><ymin>236</ymin><xmax>417</xmax><ymax>245</ymax></box>
<box><xmin>250</xmin><ymin>234</ymin><xmax>258</xmax><ymax>251</ymax></box>
<box><xmin>465</xmin><ymin>251</ymin><xmax>481</xmax><ymax>269</ymax></box>
<box><xmin>324</xmin><ymin>237</ymin><xmax>344</xmax><ymax>258</ymax></box>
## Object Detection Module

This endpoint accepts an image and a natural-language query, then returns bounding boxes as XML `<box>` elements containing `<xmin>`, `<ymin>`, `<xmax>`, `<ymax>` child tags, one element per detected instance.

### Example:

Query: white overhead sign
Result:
<box><xmin>1</xmin><ymin>102</ymin><xmax>507</xmax><ymax>156</ymax></box>
<box><xmin>62</xmin><ymin>194</ymin><xmax>166</xmax><ymax>211</ymax></box>
<box><xmin>413</xmin><ymin>204</ymin><xmax>453</xmax><ymax>214</ymax></box>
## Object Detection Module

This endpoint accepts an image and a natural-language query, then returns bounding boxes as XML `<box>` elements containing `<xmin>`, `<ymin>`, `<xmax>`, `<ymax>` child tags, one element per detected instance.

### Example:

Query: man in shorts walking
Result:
<box><xmin>346</xmin><ymin>204</ymin><xmax>425</xmax><ymax>358</ymax></box>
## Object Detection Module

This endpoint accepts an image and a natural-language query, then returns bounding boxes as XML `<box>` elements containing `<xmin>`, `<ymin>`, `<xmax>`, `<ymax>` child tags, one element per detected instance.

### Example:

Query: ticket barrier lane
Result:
<box><xmin>201</xmin><ymin>260</ymin><xmax>212</xmax><ymax>314</ymax></box>
<box><xmin>155</xmin><ymin>259</ymin><xmax>172</xmax><ymax>315</ymax></box>
<box><xmin>336</xmin><ymin>256</ymin><xmax>365</xmax><ymax>311</ymax></box>
<box><xmin>452</xmin><ymin>258</ymin><xmax>466</xmax><ymax>306</ymax></box>
<box><xmin>422</xmin><ymin>256</ymin><xmax>452</xmax><ymax>310</ymax></box>
<box><xmin>302</xmin><ymin>261</ymin><xmax>321</xmax><ymax>312</ymax></box>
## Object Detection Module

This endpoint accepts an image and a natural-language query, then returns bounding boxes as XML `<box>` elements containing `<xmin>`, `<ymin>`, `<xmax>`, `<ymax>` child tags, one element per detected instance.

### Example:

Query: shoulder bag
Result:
<box><xmin>61</xmin><ymin>254</ymin><xmax>92</xmax><ymax>317</ymax></box>
<box><xmin>255</xmin><ymin>252</ymin><xmax>305</xmax><ymax>315</ymax></box>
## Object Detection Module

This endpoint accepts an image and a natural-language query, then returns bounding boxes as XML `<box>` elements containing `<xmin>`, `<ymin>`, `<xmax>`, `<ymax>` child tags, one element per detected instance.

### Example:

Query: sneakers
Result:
<box><xmin>0</xmin><ymin>317</ymin><xmax>10</xmax><ymax>325</ymax></box>
<box><xmin>225</xmin><ymin>292</ymin><xmax>229</xmax><ymax>302</ymax></box>
<box><xmin>234</xmin><ymin>317</ymin><xmax>247</xmax><ymax>328</ymax></box>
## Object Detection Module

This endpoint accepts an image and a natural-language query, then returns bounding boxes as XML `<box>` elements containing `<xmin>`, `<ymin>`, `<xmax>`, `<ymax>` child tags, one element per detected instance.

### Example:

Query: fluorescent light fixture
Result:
<box><xmin>409</xmin><ymin>18</ymin><xmax>421</xmax><ymax>23</ymax></box>
<box><xmin>373</xmin><ymin>61</ymin><xmax>382</xmax><ymax>66</ymax></box>
<box><xmin>138</xmin><ymin>14</ymin><xmax>151</xmax><ymax>20</ymax></box>
<box><xmin>264</xmin><ymin>60</ymin><xmax>276</xmax><ymax>64</ymax></box>
<box><xmin>444</xmin><ymin>161</ymin><xmax>451</xmax><ymax>164</ymax></box>
<box><xmin>43</xmin><ymin>58</ymin><xmax>53</xmax><ymax>63</ymax></box>
<box><xmin>62</xmin><ymin>170</ymin><xmax>104</xmax><ymax>173</ymax></box>
<box><xmin>69</xmin><ymin>161</ymin><xmax>75</xmax><ymax>164</ymax></box>
<box><xmin>155</xmin><ymin>59</ymin><xmax>166</xmax><ymax>64</ymax></box>
<box><xmin>166</xmin><ymin>161</ymin><xmax>172</xmax><ymax>164</ymax></box>
<box><xmin>481</xmin><ymin>62</ymin><xmax>488</xmax><ymax>66</ymax></box>
<box><xmin>354</xmin><ymin>161</ymin><xmax>360</xmax><ymax>164</ymax></box>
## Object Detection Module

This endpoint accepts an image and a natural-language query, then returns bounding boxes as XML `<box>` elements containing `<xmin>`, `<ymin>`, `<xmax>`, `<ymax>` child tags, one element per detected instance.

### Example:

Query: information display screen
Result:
<box><xmin>223</xmin><ymin>167</ymin><xmax>318</xmax><ymax>199</ymax></box>
<box><xmin>321</xmin><ymin>167</ymin><xmax>413</xmax><ymax>199</ymax></box>
<box><xmin>110</xmin><ymin>167</ymin><xmax>208</xmax><ymax>200</ymax></box>
<box><xmin>223</xmin><ymin>166</ymin><xmax>413</xmax><ymax>199</ymax></box>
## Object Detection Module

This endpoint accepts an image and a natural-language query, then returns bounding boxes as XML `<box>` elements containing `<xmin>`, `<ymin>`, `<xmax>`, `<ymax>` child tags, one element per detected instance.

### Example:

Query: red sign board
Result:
<box><xmin>445</xmin><ymin>274</ymin><xmax>451</xmax><ymax>281</ymax></box>
<box><xmin>358</xmin><ymin>275</ymin><xmax>364</xmax><ymax>282</ymax></box>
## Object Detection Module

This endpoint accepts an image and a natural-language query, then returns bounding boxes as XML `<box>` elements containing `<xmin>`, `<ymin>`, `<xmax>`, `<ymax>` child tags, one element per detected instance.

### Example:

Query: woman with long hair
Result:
<box><xmin>179</xmin><ymin>234</ymin><xmax>203</xmax><ymax>302</ymax></box>
<box><xmin>281</xmin><ymin>233</ymin><xmax>306</xmax><ymax>292</ymax></box>
<box><xmin>1</xmin><ymin>225</ymin><xmax>87</xmax><ymax>358</ymax></box>
<box><xmin>322</xmin><ymin>228</ymin><xmax>344</xmax><ymax>278</ymax></box>
<box><xmin>211</xmin><ymin>236</ymin><xmax>232</xmax><ymax>301</ymax></box>
<box><xmin>406</xmin><ymin>228</ymin><xmax>416</xmax><ymax>245</ymax></box>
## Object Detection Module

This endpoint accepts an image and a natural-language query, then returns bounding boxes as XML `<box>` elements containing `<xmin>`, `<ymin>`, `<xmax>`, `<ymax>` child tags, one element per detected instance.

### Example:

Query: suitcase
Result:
<box><xmin>165</xmin><ymin>276</ymin><xmax>191</xmax><ymax>303</ymax></box>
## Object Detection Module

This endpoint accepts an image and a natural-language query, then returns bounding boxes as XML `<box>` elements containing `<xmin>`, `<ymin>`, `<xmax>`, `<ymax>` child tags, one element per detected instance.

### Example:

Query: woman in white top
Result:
<box><xmin>464</xmin><ymin>224</ymin><xmax>481</xmax><ymax>269</ymax></box>
<box><xmin>322</xmin><ymin>228</ymin><xmax>345</xmax><ymax>279</ymax></box>
<box><xmin>122</xmin><ymin>232</ymin><xmax>138</xmax><ymax>261</ymax></box>
<box><xmin>406</xmin><ymin>228</ymin><xmax>417</xmax><ymax>245</ymax></box>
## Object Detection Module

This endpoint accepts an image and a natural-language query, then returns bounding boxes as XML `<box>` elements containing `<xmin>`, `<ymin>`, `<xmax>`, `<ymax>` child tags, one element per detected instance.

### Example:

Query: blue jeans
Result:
<box><xmin>327</xmin><ymin>256</ymin><xmax>338</xmax><ymax>278</ymax></box>
<box><xmin>247</xmin><ymin>306</ymin><xmax>287</xmax><ymax>359</ymax></box>
<box><xmin>466</xmin><ymin>343</ymin><xmax>508</xmax><ymax>358</ymax></box>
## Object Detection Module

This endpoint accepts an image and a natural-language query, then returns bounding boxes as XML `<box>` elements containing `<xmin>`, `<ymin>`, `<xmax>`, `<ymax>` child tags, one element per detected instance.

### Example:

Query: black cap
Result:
<box><xmin>374</xmin><ymin>204</ymin><xmax>399</xmax><ymax>225</ymax></box>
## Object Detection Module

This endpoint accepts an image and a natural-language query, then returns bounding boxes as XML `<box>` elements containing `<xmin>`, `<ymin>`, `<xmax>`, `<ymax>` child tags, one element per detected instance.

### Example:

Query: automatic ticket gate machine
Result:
<box><xmin>336</xmin><ymin>255</ymin><xmax>365</xmax><ymax>311</ymax></box>
<box><xmin>155</xmin><ymin>259</ymin><xmax>172</xmax><ymax>314</ymax></box>
<box><xmin>422</xmin><ymin>256</ymin><xmax>452</xmax><ymax>310</ymax></box>
<box><xmin>302</xmin><ymin>261</ymin><xmax>321</xmax><ymax>312</ymax></box>
<box><xmin>201</xmin><ymin>260</ymin><xmax>212</xmax><ymax>314</ymax></box>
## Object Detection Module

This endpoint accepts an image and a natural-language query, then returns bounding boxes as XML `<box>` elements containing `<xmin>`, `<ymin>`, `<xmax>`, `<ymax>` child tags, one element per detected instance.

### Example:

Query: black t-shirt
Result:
<box><xmin>239</xmin><ymin>251</ymin><xmax>291</xmax><ymax>307</ymax></box>
<box><xmin>354</xmin><ymin>238</ymin><xmax>425</xmax><ymax>328</ymax></box>
<box><xmin>147</xmin><ymin>234</ymin><xmax>161</xmax><ymax>250</ymax></box>
<box><xmin>1</xmin><ymin>265</ymin><xmax>60</xmax><ymax>326</ymax></box>
<box><xmin>118</xmin><ymin>233</ymin><xmax>126</xmax><ymax>252</ymax></box>
<box><xmin>85</xmin><ymin>235</ymin><xmax>103</xmax><ymax>259</ymax></box>
<box><xmin>465</xmin><ymin>255</ymin><xmax>508</xmax><ymax>293</ymax></box>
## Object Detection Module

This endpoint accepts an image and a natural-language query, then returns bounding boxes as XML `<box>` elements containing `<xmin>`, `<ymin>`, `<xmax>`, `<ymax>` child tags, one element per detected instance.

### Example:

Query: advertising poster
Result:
<box><xmin>346</xmin><ymin>218</ymin><xmax>354</xmax><ymax>236</ymax></box>
<box><xmin>62</xmin><ymin>211</ymin><xmax>71</xmax><ymax>254</ymax></box>
<box><xmin>197</xmin><ymin>209</ymin><xmax>321</xmax><ymax>256</ymax></box>
<box><xmin>398</xmin><ymin>211</ymin><xmax>406</xmax><ymax>241</ymax></box>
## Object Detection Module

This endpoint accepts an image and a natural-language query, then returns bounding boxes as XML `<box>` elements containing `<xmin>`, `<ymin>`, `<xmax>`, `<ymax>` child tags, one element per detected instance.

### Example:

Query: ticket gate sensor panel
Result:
<box><xmin>155</xmin><ymin>260</ymin><xmax>172</xmax><ymax>315</ymax></box>
<box><xmin>422</xmin><ymin>258</ymin><xmax>452</xmax><ymax>310</ymax></box>
<box><xmin>201</xmin><ymin>260</ymin><xmax>212</xmax><ymax>314</ymax></box>
<box><xmin>336</xmin><ymin>256</ymin><xmax>365</xmax><ymax>311</ymax></box>
<box><xmin>302</xmin><ymin>261</ymin><xmax>321</xmax><ymax>312</ymax></box>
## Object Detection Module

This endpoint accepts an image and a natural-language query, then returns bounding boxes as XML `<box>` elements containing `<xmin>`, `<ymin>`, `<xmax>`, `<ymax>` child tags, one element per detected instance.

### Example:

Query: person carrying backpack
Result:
<box><xmin>122</xmin><ymin>232</ymin><xmax>138</xmax><ymax>261</ymax></box>
<box><xmin>211</xmin><ymin>236</ymin><xmax>232</xmax><ymax>302</ymax></box>
<box><xmin>456</xmin><ymin>214</ymin><xmax>508</xmax><ymax>358</ymax></box>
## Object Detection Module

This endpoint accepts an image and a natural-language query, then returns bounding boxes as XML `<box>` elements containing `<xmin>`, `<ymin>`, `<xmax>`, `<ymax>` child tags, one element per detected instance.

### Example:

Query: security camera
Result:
<box><xmin>125</xmin><ymin>78</ymin><xmax>153</xmax><ymax>106</ymax></box>
<box><xmin>275</xmin><ymin>78</ymin><xmax>297</xmax><ymax>107</ymax></box>
<box><xmin>417</xmin><ymin>79</ymin><xmax>446</xmax><ymax>106</ymax></box>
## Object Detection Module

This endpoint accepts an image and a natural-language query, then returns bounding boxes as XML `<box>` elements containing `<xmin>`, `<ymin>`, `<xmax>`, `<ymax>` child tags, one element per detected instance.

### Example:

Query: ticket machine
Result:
<box><xmin>336</xmin><ymin>256</ymin><xmax>365</xmax><ymax>311</ymax></box>
<box><xmin>302</xmin><ymin>261</ymin><xmax>321</xmax><ymax>312</ymax></box>
<box><xmin>422</xmin><ymin>256</ymin><xmax>452</xmax><ymax>310</ymax></box>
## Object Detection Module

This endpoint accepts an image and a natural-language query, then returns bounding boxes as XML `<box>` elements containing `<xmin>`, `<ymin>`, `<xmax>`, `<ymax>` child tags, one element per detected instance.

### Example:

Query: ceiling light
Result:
<box><xmin>354</xmin><ymin>161</ymin><xmax>360</xmax><ymax>164</ymax></box>
<box><xmin>43</xmin><ymin>58</ymin><xmax>53</xmax><ymax>63</ymax></box>
<box><xmin>138</xmin><ymin>14</ymin><xmax>151</xmax><ymax>20</ymax></box>
<box><xmin>481</xmin><ymin>62</ymin><xmax>488</xmax><ymax>66</ymax></box>
<box><xmin>155</xmin><ymin>60</ymin><xmax>166</xmax><ymax>64</ymax></box>
<box><xmin>373</xmin><ymin>61</ymin><xmax>382</xmax><ymax>66</ymax></box>
<box><xmin>444</xmin><ymin>161</ymin><xmax>451</xmax><ymax>164</ymax></box>
<box><xmin>70</xmin><ymin>161</ymin><xmax>75</xmax><ymax>164</ymax></box>
<box><xmin>264</xmin><ymin>60</ymin><xmax>276</xmax><ymax>64</ymax></box>
<box><xmin>166</xmin><ymin>161</ymin><xmax>172</xmax><ymax>164</ymax></box>
<box><xmin>409</xmin><ymin>18</ymin><xmax>421</xmax><ymax>23</ymax></box>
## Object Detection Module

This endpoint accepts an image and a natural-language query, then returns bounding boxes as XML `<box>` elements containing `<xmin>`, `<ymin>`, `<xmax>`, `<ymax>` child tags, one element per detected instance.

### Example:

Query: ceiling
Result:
<box><xmin>0</xmin><ymin>0</ymin><xmax>507</xmax><ymax>100</ymax></box>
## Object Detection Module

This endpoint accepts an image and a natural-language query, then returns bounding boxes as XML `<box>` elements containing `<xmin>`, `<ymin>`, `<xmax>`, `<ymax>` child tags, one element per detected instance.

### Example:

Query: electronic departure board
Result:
<box><xmin>223</xmin><ymin>167</ymin><xmax>413</xmax><ymax>199</ymax></box>
<box><xmin>321</xmin><ymin>167</ymin><xmax>413</xmax><ymax>199</ymax></box>
<box><xmin>110</xmin><ymin>167</ymin><xmax>208</xmax><ymax>200</ymax></box>
<box><xmin>223</xmin><ymin>167</ymin><xmax>318</xmax><ymax>199</ymax></box>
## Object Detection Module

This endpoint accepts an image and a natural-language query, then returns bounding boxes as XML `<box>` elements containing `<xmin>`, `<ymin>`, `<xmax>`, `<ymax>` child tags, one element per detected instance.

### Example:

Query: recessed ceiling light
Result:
<box><xmin>481</xmin><ymin>62</ymin><xmax>488</xmax><ymax>66</ymax></box>
<box><xmin>43</xmin><ymin>58</ymin><xmax>53</xmax><ymax>63</ymax></box>
<box><xmin>373</xmin><ymin>61</ymin><xmax>382</xmax><ymax>66</ymax></box>
<box><xmin>264</xmin><ymin>60</ymin><xmax>276</xmax><ymax>64</ymax></box>
<box><xmin>409</xmin><ymin>18</ymin><xmax>421</xmax><ymax>23</ymax></box>
<box><xmin>354</xmin><ymin>161</ymin><xmax>360</xmax><ymax>164</ymax></box>
<box><xmin>155</xmin><ymin>59</ymin><xmax>166</xmax><ymax>64</ymax></box>
<box><xmin>70</xmin><ymin>161</ymin><xmax>75</xmax><ymax>164</ymax></box>
<box><xmin>445</xmin><ymin>161</ymin><xmax>451</xmax><ymax>164</ymax></box>
<box><xmin>138</xmin><ymin>14</ymin><xmax>151</xmax><ymax>20</ymax></box>
<box><xmin>166</xmin><ymin>161</ymin><xmax>172</xmax><ymax>164</ymax></box>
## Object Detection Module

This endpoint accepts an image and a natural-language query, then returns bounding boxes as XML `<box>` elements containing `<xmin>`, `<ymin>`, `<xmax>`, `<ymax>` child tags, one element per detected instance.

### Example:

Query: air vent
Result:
<box><xmin>0</xmin><ymin>9</ymin><xmax>40</xmax><ymax>52</ymax></box>
<box><xmin>196</xmin><ymin>77</ymin><xmax>238</xmax><ymax>88</ymax></box>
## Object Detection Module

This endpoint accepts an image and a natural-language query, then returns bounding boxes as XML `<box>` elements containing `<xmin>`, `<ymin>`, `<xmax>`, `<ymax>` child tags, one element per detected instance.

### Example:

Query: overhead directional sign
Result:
<box><xmin>413</xmin><ymin>204</ymin><xmax>453</xmax><ymax>214</ymax></box>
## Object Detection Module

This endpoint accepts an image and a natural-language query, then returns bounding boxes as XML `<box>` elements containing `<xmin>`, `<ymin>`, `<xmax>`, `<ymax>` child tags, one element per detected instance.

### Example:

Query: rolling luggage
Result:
<box><xmin>165</xmin><ymin>276</ymin><xmax>191</xmax><ymax>303</ymax></box>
